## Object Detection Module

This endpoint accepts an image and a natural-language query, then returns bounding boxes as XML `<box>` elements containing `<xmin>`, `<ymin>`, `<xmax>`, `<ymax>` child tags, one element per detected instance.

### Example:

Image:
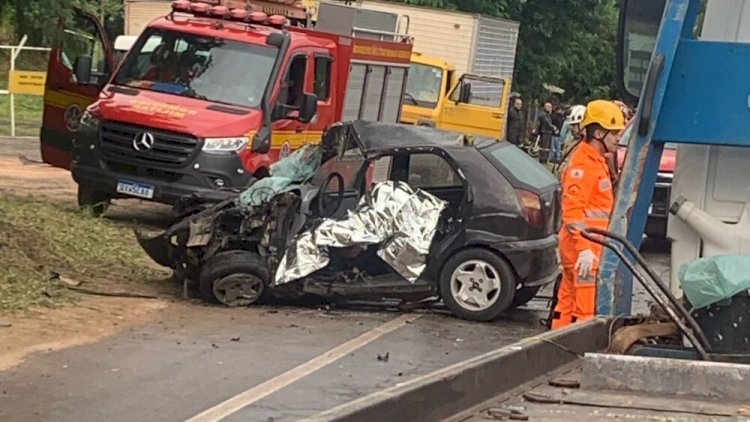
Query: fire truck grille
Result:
<box><xmin>99</xmin><ymin>121</ymin><xmax>199</xmax><ymax>167</ymax></box>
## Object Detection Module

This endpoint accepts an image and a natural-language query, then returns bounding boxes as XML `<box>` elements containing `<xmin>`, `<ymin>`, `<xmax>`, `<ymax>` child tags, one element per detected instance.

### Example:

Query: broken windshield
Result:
<box><xmin>114</xmin><ymin>28</ymin><xmax>277</xmax><ymax>108</ymax></box>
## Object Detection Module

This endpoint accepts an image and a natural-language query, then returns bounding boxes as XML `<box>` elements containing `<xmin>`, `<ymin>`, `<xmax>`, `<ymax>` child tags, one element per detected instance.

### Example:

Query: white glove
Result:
<box><xmin>575</xmin><ymin>249</ymin><xmax>597</xmax><ymax>278</ymax></box>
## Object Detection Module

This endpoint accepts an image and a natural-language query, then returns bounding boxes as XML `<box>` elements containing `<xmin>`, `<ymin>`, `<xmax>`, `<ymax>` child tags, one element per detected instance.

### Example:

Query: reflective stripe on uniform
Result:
<box><xmin>585</xmin><ymin>209</ymin><xmax>610</xmax><ymax>219</ymax></box>
<box><xmin>566</xmin><ymin>221</ymin><xmax>586</xmax><ymax>232</ymax></box>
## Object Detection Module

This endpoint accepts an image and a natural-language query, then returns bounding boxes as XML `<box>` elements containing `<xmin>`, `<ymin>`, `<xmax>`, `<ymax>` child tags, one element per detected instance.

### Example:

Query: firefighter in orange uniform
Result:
<box><xmin>551</xmin><ymin>100</ymin><xmax>625</xmax><ymax>329</ymax></box>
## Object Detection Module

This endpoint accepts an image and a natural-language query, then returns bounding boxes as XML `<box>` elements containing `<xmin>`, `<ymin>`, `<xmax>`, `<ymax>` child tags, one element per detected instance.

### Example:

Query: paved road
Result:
<box><xmin>0</xmin><ymin>136</ymin><xmax>670</xmax><ymax>421</ymax></box>
<box><xmin>0</xmin><ymin>304</ymin><xmax>546</xmax><ymax>422</ymax></box>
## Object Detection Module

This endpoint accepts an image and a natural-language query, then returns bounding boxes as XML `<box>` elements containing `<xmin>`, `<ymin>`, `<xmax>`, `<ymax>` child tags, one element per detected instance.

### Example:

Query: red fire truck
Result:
<box><xmin>41</xmin><ymin>0</ymin><xmax>412</xmax><ymax>214</ymax></box>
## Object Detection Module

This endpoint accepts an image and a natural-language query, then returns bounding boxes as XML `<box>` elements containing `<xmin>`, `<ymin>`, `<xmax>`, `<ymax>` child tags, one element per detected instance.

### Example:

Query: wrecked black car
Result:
<box><xmin>137</xmin><ymin>121</ymin><xmax>562</xmax><ymax>321</ymax></box>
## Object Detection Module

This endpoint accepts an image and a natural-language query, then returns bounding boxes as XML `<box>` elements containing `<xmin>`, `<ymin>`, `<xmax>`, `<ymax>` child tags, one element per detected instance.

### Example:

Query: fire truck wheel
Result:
<box><xmin>77</xmin><ymin>184</ymin><xmax>111</xmax><ymax>218</ymax></box>
<box><xmin>199</xmin><ymin>251</ymin><xmax>270</xmax><ymax>307</ymax></box>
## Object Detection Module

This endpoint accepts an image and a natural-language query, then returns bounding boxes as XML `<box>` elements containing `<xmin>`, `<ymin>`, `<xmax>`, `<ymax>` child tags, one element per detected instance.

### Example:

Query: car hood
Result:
<box><xmin>94</xmin><ymin>85</ymin><xmax>262</xmax><ymax>138</ymax></box>
<box><xmin>617</xmin><ymin>145</ymin><xmax>676</xmax><ymax>173</ymax></box>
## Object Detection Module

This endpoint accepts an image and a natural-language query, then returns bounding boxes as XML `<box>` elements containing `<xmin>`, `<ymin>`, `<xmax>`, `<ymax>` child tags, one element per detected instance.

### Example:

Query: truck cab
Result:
<box><xmin>40</xmin><ymin>0</ymin><xmax>412</xmax><ymax>215</ymax></box>
<box><xmin>400</xmin><ymin>52</ymin><xmax>510</xmax><ymax>139</ymax></box>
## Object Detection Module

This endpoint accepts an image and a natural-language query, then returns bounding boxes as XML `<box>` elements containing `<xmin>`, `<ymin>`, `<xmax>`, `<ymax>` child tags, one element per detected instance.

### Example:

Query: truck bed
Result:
<box><xmin>308</xmin><ymin>318</ymin><xmax>750</xmax><ymax>422</ymax></box>
<box><xmin>451</xmin><ymin>361</ymin><xmax>746</xmax><ymax>421</ymax></box>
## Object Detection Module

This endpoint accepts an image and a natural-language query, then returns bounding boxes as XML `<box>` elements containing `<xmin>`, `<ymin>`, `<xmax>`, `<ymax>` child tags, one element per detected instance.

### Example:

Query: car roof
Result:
<box><xmin>348</xmin><ymin>121</ymin><xmax>498</xmax><ymax>153</ymax></box>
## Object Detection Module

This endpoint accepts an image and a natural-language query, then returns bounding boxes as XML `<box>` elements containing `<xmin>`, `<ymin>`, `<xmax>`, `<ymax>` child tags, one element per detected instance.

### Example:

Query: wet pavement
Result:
<box><xmin>0</xmin><ymin>304</ymin><xmax>546</xmax><ymax>422</ymax></box>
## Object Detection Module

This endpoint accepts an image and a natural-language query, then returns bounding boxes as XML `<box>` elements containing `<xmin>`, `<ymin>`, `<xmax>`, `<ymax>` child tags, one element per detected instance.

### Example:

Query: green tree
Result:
<box><xmin>383</xmin><ymin>0</ymin><xmax>619</xmax><ymax>104</ymax></box>
<box><xmin>1</xmin><ymin>0</ymin><xmax>123</xmax><ymax>45</ymax></box>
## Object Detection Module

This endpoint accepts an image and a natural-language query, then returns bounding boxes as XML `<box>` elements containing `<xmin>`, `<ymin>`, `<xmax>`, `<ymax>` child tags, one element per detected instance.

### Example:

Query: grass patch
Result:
<box><xmin>0</xmin><ymin>193</ymin><xmax>163</xmax><ymax>311</ymax></box>
<box><xmin>0</xmin><ymin>94</ymin><xmax>43</xmax><ymax>137</ymax></box>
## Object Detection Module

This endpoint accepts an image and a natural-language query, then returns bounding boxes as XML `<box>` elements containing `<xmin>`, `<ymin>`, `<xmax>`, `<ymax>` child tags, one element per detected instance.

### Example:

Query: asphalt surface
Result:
<box><xmin>0</xmin><ymin>136</ymin><xmax>670</xmax><ymax>421</ymax></box>
<box><xmin>0</xmin><ymin>305</ymin><xmax>546</xmax><ymax>422</ymax></box>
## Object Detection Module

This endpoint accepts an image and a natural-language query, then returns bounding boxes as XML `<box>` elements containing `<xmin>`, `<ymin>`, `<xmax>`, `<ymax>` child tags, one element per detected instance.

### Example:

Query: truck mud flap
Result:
<box><xmin>304</xmin><ymin>318</ymin><xmax>612</xmax><ymax>422</ymax></box>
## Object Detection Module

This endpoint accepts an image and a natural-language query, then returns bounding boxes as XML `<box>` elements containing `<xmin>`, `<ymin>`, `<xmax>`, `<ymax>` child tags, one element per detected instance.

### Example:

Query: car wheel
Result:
<box><xmin>439</xmin><ymin>249</ymin><xmax>516</xmax><ymax>322</ymax></box>
<box><xmin>510</xmin><ymin>286</ymin><xmax>541</xmax><ymax>309</ymax></box>
<box><xmin>78</xmin><ymin>184</ymin><xmax>110</xmax><ymax>218</ymax></box>
<box><xmin>199</xmin><ymin>251</ymin><xmax>270</xmax><ymax>307</ymax></box>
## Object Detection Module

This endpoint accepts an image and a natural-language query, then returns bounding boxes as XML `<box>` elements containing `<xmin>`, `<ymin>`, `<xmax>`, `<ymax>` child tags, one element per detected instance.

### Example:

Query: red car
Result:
<box><xmin>617</xmin><ymin>119</ymin><xmax>676</xmax><ymax>238</ymax></box>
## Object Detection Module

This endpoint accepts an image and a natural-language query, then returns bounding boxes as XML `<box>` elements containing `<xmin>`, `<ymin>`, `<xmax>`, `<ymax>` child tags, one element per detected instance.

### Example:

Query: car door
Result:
<box><xmin>438</xmin><ymin>75</ymin><xmax>509</xmax><ymax>139</ymax></box>
<box><xmin>41</xmin><ymin>8</ymin><xmax>114</xmax><ymax>170</ymax></box>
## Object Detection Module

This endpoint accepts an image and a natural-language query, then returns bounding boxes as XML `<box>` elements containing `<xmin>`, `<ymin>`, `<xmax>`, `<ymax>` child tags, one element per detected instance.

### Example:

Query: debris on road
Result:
<box><xmin>0</xmin><ymin>320</ymin><xmax>11</xmax><ymax>328</ymax></box>
<box><xmin>53</xmin><ymin>273</ymin><xmax>82</xmax><ymax>287</ymax></box>
<box><xmin>61</xmin><ymin>285</ymin><xmax>159</xmax><ymax>300</ymax></box>
<box><xmin>376</xmin><ymin>352</ymin><xmax>390</xmax><ymax>362</ymax></box>
<box><xmin>230</xmin><ymin>337</ymin><xmax>240</xmax><ymax>342</ymax></box>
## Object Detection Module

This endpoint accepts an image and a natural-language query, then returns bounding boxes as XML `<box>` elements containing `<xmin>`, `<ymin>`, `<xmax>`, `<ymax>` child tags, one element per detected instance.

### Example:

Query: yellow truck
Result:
<box><xmin>401</xmin><ymin>52</ymin><xmax>511</xmax><ymax>139</ymax></box>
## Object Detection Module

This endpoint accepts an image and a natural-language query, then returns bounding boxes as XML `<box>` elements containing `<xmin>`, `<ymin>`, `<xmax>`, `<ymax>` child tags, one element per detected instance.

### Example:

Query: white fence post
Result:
<box><xmin>9</xmin><ymin>36</ymin><xmax>28</xmax><ymax>137</ymax></box>
<box><xmin>1</xmin><ymin>36</ymin><xmax>50</xmax><ymax>138</ymax></box>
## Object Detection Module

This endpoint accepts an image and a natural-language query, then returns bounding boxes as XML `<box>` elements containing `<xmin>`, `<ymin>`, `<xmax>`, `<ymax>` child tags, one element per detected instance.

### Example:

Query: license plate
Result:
<box><xmin>116</xmin><ymin>179</ymin><xmax>155</xmax><ymax>199</ymax></box>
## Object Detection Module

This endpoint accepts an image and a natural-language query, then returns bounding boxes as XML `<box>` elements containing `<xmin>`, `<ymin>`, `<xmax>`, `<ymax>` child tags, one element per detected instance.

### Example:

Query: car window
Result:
<box><xmin>370</xmin><ymin>156</ymin><xmax>393</xmax><ymax>185</ymax></box>
<box><xmin>314</xmin><ymin>56</ymin><xmax>332</xmax><ymax>101</ymax></box>
<box><xmin>484</xmin><ymin>144</ymin><xmax>557</xmax><ymax>189</ymax></box>
<box><xmin>408</xmin><ymin>154</ymin><xmax>461</xmax><ymax>189</ymax></box>
<box><xmin>315</xmin><ymin>153</ymin><xmax>364</xmax><ymax>190</ymax></box>
<box><xmin>450</xmin><ymin>77</ymin><xmax>504</xmax><ymax>107</ymax></box>
<box><xmin>62</xmin><ymin>13</ymin><xmax>110</xmax><ymax>85</ymax></box>
<box><xmin>279</xmin><ymin>55</ymin><xmax>307</xmax><ymax>108</ymax></box>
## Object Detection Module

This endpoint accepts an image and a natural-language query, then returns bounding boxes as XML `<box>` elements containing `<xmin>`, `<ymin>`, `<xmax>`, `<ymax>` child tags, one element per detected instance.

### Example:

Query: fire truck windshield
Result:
<box><xmin>114</xmin><ymin>28</ymin><xmax>278</xmax><ymax>108</ymax></box>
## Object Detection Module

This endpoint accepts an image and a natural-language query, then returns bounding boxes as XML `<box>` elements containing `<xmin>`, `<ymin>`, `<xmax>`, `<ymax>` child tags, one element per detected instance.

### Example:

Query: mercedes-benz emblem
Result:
<box><xmin>133</xmin><ymin>132</ymin><xmax>155</xmax><ymax>151</ymax></box>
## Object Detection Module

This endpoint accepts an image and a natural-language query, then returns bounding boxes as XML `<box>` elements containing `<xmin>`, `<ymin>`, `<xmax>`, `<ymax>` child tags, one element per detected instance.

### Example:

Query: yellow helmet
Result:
<box><xmin>581</xmin><ymin>99</ymin><xmax>626</xmax><ymax>131</ymax></box>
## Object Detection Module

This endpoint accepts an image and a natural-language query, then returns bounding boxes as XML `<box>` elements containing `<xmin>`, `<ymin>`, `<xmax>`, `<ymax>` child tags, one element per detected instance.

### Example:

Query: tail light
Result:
<box><xmin>516</xmin><ymin>189</ymin><xmax>544</xmax><ymax>227</ymax></box>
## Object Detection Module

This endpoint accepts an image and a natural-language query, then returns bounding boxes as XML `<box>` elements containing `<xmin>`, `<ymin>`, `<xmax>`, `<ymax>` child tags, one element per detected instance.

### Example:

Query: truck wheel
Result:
<box><xmin>199</xmin><ymin>251</ymin><xmax>270</xmax><ymax>307</ymax></box>
<box><xmin>439</xmin><ymin>249</ymin><xmax>515</xmax><ymax>322</ymax></box>
<box><xmin>78</xmin><ymin>184</ymin><xmax>111</xmax><ymax>218</ymax></box>
<box><xmin>510</xmin><ymin>286</ymin><xmax>541</xmax><ymax>309</ymax></box>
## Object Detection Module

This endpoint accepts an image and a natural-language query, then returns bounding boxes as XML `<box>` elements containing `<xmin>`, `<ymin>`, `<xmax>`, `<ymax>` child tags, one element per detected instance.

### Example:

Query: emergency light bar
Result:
<box><xmin>171</xmin><ymin>0</ymin><xmax>303</xmax><ymax>25</ymax></box>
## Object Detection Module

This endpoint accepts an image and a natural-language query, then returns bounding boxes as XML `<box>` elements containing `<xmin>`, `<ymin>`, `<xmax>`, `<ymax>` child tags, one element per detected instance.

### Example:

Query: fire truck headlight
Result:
<box><xmin>202</xmin><ymin>137</ymin><xmax>248</xmax><ymax>153</ymax></box>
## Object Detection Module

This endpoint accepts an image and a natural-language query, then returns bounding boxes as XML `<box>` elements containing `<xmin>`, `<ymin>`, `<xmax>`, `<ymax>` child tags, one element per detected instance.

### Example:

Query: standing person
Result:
<box><xmin>550</xmin><ymin>105</ymin><xmax>566</xmax><ymax>163</ymax></box>
<box><xmin>506</xmin><ymin>97</ymin><xmax>525</xmax><ymax>146</ymax></box>
<box><xmin>550</xmin><ymin>100</ymin><xmax>625</xmax><ymax>329</ymax></box>
<box><xmin>534</xmin><ymin>102</ymin><xmax>557</xmax><ymax>163</ymax></box>
<box><xmin>553</xmin><ymin>104</ymin><xmax>587</xmax><ymax>175</ymax></box>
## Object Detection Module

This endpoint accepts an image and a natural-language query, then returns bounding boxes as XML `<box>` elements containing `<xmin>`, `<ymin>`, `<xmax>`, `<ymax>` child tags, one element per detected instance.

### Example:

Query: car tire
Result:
<box><xmin>78</xmin><ymin>184</ymin><xmax>110</xmax><ymax>218</ymax></box>
<box><xmin>199</xmin><ymin>250</ymin><xmax>270</xmax><ymax>307</ymax></box>
<box><xmin>439</xmin><ymin>249</ymin><xmax>516</xmax><ymax>322</ymax></box>
<box><xmin>510</xmin><ymin>286</ymin><xmax>541</xmax><ymax>309</ymax></box>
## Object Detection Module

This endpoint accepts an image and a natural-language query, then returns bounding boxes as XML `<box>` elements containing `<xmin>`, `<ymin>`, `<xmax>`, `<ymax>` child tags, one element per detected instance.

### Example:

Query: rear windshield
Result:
<box><xmin>481</xmin><ymin>143</ymin><xmax>558</xmax><ymax>190</ymax></box>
